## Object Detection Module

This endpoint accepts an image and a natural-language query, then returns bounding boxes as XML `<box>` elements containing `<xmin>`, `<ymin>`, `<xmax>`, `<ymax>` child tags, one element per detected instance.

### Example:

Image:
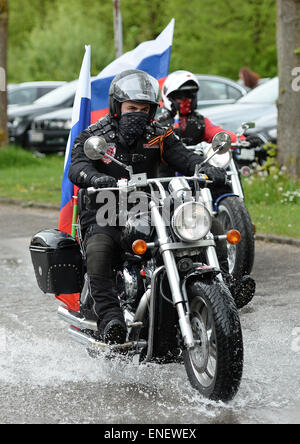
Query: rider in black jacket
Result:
<box><xmin>68</xmin><ymin>69</ymin><xmax>227</xmax><ymax>344</ymax></box>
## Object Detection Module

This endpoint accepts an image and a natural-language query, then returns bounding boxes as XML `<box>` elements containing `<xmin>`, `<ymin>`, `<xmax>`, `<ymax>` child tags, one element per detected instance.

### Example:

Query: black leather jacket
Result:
<box><xmin>156</xmin><ymin>108</ymin><xmax>206</xmax><ymax>146</ymax></box>
<box><xmin>68</xmin><ymin>114</ymin><xmax>204</xmax><ymax>230</ymax></box>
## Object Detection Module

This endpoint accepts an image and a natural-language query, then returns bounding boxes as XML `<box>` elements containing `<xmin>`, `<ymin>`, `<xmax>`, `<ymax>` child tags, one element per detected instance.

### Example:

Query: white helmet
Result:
<box><xmin>162</xmin><ymin>70</ymin><xmax>200</xmax><ymax>114</ymax></box>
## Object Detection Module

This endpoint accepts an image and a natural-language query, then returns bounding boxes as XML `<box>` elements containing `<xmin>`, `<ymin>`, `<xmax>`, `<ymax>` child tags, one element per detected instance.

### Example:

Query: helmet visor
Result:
<box><xmin>113</xmin><ymin>72</ymin><xmax>161</xmax><ymax>105</ymax></box>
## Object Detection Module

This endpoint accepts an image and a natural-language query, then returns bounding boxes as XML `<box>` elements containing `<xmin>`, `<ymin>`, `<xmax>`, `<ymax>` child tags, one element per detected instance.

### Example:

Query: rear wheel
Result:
<box><xmin>182</xmin><ymin>280</ymin><xmax>243</xmax><ymax>402</ymax></box>
<box><xmin>217</xmin><ymin>196</ymin><xmax>255</xmax><ymax>277</ymax></box>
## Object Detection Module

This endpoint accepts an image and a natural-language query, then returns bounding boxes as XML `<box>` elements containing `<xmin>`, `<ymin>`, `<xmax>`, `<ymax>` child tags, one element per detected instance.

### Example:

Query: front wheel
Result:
<box><xmin>217</xmin><ymin>196</ymin><xmax>255</xmax><ymax>277</ymax></box>
<box><xmin>182</xmin><ymin>280</ymin><xmax>243</xmax><ymax>402</ymax></box>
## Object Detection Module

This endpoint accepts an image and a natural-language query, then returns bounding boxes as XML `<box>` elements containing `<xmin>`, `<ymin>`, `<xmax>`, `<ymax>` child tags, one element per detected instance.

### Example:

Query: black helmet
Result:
<box><xmin>109</xmin><ymin>69</ymin><xmax>161</xmax><ymax>120</ymax></box>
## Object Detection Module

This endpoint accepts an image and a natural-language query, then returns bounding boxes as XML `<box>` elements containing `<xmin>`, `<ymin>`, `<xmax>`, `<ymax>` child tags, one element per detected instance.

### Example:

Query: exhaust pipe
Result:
<box><xmin>68</xmin><ymin>326</ymin><xmax>106</xmax><ymax>349</ymax></box>
<box><xmin>58</xmin><ymin>305</ymin><xmax>98</xmax><ymax>331</ymax></box>
<box><xmin>68</xmin><ymin>326</ymin><xmax>147</xmax><ymax>353</ymax></box>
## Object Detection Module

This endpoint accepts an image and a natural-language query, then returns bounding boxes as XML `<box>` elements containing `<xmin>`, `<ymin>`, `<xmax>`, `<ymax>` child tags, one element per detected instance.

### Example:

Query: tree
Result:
<box><xmin>277</xmin><ymin>0</ymin><xmax>300</xmax><ymax>179</ymax></box>
<box><xmin>0</xmin><ymin>0</ymin><xmax>8</xmax><ymax>147</ymax></box>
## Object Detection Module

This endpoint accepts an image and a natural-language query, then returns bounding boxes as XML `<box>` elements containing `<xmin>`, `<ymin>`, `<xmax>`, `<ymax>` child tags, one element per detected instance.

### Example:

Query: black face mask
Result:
<box><xmin>118</xmin><ymin>112</ymin><xmax>149</xmax><ymax>145</ymax></box>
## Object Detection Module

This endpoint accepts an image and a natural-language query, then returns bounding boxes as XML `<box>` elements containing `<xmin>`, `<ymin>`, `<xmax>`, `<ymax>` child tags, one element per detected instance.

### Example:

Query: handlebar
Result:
<box><xmin>86</xmin><ymin>174</ymin><xmax>212</xmax><ymax>195</ymax></box>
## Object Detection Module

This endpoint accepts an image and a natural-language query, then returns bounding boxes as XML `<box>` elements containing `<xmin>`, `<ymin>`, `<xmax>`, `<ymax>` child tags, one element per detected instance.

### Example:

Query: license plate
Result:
<box><xmin>29</xmin><ymin>131</ymin><xmax>44</xmax><ymax>143</ymax></box>
<box><xmin>239</xmin><ymin>148</ymin><xmax>255</xmax><ymax>161</ymax></box>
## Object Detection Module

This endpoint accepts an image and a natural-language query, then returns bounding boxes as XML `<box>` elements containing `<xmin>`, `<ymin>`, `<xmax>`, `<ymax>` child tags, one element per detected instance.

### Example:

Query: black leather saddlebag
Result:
<box><xmin>29</xmin><ymin>229</ymin><xmax>83</xmax><ymax>294</ymax></box>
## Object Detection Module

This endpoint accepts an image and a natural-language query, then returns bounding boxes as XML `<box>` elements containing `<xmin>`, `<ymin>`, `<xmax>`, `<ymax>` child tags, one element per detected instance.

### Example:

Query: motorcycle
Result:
<box><xmin>185</xmin><ymin>123</ymin><xmax>257</xmax><ymax>279</ymax></box>
<box><xmin>29</xmin><ymin>132</ymin><xmax>244</xmax><ymax>402</ymax></box>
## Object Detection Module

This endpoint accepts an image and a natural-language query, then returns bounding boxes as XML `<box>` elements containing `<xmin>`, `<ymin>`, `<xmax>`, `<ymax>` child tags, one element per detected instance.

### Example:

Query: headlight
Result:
<box><xmin>205</xmin><ymin>146</ymin><xmax>231</xmax><ymax>169</ymax></box>
<box><xmin>47</xmin><ymin>120</ymin><xmax>72</xmax><ymax>130</ymax></box>
<box><xmin>172</xmin><ymin>202</ymin><xmax>212</xmax><ymax>242</ymax></box>
<box><xmin>9</xmin><ymin>117</ymin><xmax>24</xmax><ymax>128</ymax></box>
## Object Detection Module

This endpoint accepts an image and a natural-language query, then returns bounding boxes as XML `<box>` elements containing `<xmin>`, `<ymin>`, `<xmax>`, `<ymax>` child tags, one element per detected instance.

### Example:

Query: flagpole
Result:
<box><xmin>113</xmin><ymin>0</ymin><xmax>123</xmax><ymax>58</ymax></box>
<box><xmin>71</xmin><ymin>187</ymin><xmax>79</xmax><ymax>238</ymax></box>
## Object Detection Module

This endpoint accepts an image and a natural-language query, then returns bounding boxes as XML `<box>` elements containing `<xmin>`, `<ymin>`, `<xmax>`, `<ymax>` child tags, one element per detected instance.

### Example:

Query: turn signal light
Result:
<box><xmin>227</xmin><ymin>229</ymin><xmax>241</xmax><ymax>245</ymax></box>
<box><xmin>132</xmin><ymin>239</ymin><xmax>148</xmax><ymax>255</ymax></box>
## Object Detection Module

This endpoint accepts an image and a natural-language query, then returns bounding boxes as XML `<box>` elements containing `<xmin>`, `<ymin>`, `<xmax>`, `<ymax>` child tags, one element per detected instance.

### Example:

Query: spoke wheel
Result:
<box><xmin>182</xmin><ymin>280</ymin><xmax>243</xmax><ymax>402</ymax></box>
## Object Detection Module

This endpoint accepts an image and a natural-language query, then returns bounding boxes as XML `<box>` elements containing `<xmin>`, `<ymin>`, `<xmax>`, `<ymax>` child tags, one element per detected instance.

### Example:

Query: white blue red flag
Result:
<box><xmin>90</xmin><ymin>18</ymin><xmax>175</xmax><ymax>123</ymax></box>
<box><xmin>58</xmin><ymin>45</ymin><xmax>91</xmax><ymax>234</ymax></box>
<box><xmin>58</xmin><ymin>19</ymin><xmax>175</xmax><ymax>234</ymax></box>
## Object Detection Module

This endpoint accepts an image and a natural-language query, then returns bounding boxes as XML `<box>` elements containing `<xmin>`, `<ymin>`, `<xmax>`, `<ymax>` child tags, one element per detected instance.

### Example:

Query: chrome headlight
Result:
<box><xmin>9</xmin><ymin>117</ymin><xmax>24</xmax><ymax>128</ymax></box>
<box><xmin>205</xmin><ymin>146</ymin><xmax>231</xmax><ymax>169</ymax></box>
<box><xmin>172</xmin><ymin>202</ymin><xmax>212</xmax><ymax>242</ymax></box>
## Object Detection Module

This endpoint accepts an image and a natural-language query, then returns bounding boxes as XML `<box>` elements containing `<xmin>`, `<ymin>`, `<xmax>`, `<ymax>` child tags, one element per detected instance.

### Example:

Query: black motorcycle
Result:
<box><xmin>30</xmin><ymin>133</ymin><xmax>244</xmax><ymax>402</ymax></box>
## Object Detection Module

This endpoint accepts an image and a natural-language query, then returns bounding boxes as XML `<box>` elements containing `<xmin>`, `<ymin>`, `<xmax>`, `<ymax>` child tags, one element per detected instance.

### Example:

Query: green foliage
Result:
<box><xmin>243</xmin><ymin>164</ymin><xmax>300</xmax><ymax>238</ymax></box>
<box><xmin>8</xmin><ymin>0</ymin><xmax>277</xmax><ymax>83</ymax></box>
<box><xmin>8</xmin><ymin>0</ymin><xmax>115</xmax><ymax>81</ymax></box>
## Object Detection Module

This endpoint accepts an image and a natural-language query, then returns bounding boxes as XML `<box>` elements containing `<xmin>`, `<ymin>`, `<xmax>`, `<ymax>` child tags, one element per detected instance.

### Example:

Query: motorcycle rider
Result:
<box><xmin>157</xmin><ymin>70</ymin><xmax>263</xmax><ymax>178</ymax></box>
<box><xmin>68</xmin><ymin>69</ymin><xmax>228</xmax><ymax>345</ymax></box>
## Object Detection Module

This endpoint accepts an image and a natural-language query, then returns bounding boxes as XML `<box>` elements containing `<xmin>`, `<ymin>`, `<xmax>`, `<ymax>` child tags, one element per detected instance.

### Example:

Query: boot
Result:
<box><xmin>89</xmin><ymin>275</ymin><xmax>126</xmax><ymax>343</ymax></box>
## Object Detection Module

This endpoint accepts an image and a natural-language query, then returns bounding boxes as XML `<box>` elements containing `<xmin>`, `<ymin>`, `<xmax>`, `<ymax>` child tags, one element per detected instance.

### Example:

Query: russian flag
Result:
<box><xmin>91</xmin><ymin>18</ymin><xmax>175</xmax><ymax>123</ymax></box>
<box><xmin>58</xmin><ymin>45</ymin><xmax>91</xmax><ymax>235</ymax></box>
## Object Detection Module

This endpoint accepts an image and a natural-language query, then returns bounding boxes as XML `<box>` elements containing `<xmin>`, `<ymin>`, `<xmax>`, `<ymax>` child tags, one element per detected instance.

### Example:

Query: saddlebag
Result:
<box><xmin>29</xmin><ymin>229</ymin><xmax>83</xmax><ymax>294</ymax></box>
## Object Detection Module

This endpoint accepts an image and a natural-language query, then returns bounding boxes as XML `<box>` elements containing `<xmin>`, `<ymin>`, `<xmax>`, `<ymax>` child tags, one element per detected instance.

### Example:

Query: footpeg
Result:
<box><xmin>127</xmin><ymin>321</ymin><xmax>143</xmax><ymax>328</ymax></box>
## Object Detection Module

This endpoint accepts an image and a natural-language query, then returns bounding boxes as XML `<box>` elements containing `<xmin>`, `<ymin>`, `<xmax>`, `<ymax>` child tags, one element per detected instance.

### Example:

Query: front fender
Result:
<box><xmin>213</xmin><ymin>193</ymin><xmax>239</xmax><ymax>212</ymax></box>
<box><xmin>182</xmin><ymin>266</ymin><xmax>220</xmax><ymax>288</ymax></box>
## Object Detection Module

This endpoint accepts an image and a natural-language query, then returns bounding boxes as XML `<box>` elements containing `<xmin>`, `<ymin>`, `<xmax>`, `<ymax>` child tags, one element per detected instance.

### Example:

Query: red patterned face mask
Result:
<box><xmin>178</xmin><ymin>99</ymin><xmax>192</xmax><ymax>116</ymax></box>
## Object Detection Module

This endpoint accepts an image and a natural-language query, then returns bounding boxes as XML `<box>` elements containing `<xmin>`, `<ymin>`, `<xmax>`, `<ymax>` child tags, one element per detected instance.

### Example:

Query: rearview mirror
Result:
<box><xmin>242</xmin><ymin>121</ymin><xmax>255</xmax><ymax>130</ymax></box>
<box><xmin>211</xmin><ymin>132</ymin><xmax>231</xmax><ymax>155</ymax></box>
<box><xmin>83</xmin><ymin>136</ymin><xmax>109</xmax><ymax>160</ymax></box>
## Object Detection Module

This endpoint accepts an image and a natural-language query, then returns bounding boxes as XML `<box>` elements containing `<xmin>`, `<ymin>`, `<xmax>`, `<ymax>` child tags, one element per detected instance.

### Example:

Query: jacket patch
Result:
<box><xmin>143</xmin><ymin>143</ymin><xmax>160</xmax><ymax>149</ymax></box>
<box><xmin>101</xmin><ymin>145</ymin><xmax>116</xmax><ymax>164</ymax></box>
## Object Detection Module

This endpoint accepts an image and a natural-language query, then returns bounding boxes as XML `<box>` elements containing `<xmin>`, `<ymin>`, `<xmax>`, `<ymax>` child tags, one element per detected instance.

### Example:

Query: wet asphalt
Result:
<box><xmin>0</xmin><ymin>203</ymin><xmax>299</xmax><ymax>424</ymax></box>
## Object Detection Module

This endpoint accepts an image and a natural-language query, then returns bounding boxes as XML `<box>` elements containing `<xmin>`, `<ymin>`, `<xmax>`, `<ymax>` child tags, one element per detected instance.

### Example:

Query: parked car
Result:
<box><xmin>8</xmin><ymin>81</ymin><xmax>65</xmax><ymax>109</ymax></box>
<box><xmin>28</xmin><ymin>107</ymin><xmax>73</xmax><ymax>152</ymax></box>
<box><xmin>246</xmin><ymin>111</ymin><xmax>277</xmax><ymax>143</ymax></box>
<box><xmin>28</xmin><ymin>74</ymin><xmax>248</xmax><ymax>153</ymax></box>
<box><xmin>8</xmin><ymin>80</ymin><xmax>77</xmax><ymax>147</ymax></box>
<box><xmin>198</xmin><ymin>77</ymin><xmax>278</xmax><ymax>132</ymax></box>
<box><xmin>196</xmin><ymin>74</ymin><xmax>248</xmax><ymax>108</ymax></box>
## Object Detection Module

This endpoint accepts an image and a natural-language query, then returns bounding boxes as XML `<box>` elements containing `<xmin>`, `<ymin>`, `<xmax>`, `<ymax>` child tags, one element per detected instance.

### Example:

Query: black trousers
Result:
<box><xmin>84</xmin><ymin>225</ymin><xmax>125</xmax><ymax>331</ymax></box>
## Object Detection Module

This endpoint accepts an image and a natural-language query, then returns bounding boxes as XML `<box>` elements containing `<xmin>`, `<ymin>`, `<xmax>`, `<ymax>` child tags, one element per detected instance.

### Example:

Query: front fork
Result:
<box><xmin>150</xmin><ymin>202</ymin><xmax>195</xmax><ymax>349</ymax></box>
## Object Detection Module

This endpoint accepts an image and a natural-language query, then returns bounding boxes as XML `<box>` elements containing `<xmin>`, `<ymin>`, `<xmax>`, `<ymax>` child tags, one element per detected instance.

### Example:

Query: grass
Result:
<box><xmin>243</xmin><ymin>170</ymin><xmax>300</xmax><ymax>239</ymax></box>
<box><xmin>0</xmin><ymin>145</ymin><xmax>299</xmax><ymax>238</ymax></box>
<box><xmin>0</xmin><ymin>145</ymin><xmax>64</xmax><ymax>205</ymax></box>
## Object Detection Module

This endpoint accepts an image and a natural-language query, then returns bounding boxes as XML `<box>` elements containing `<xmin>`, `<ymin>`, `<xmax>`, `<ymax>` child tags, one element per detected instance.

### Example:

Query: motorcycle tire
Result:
<box><xmin>183</xmin><ymin>279</ymin><xmax>243</xmax><ymax>402</ymax></box>
<box><xmin>216</xmin><ymin>196</ymin><xmax>255</xmax><ymax>277</ymax></box>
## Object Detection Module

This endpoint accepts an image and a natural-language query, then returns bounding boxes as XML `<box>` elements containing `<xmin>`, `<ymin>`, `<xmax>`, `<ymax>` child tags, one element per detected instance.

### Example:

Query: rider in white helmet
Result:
<box><xmin>157</xmin><ymin>70</ymin><xmax>257</xmax><ymax>307</ymax></box>
<box><xmin>157</xmin><ymin>69</ymin><xmax>262</xmax><ymax>158</ymax></box>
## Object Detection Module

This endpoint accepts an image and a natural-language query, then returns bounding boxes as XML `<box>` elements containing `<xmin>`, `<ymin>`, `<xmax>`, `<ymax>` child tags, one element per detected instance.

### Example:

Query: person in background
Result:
<box><xmin>239</xmin><ymin>66</ymin><xmax>260</xmax><ymax>90</ymax></box>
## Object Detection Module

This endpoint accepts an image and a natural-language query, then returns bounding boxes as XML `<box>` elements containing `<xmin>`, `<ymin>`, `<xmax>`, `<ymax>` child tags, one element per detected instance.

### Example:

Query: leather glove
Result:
<box><xmin>90</xmin><ymin>175</ymin><xmax>117</xmax><ymax>189</ymax></box>
<box><xmin>198</xmin><ymin>164</ymin><xmax>227</xmax><ymax>186</ymax></box>
<box><xmin>246</xmin><ymin>134</ymin><xmax>263</xmax><ymax>148</ymax></box>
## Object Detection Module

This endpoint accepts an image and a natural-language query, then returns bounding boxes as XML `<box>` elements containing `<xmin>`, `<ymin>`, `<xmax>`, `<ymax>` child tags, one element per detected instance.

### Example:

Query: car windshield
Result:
<box><xmin>34</xmin><ymin>81</ymin><xmax>77</xmax><ymax>106</ymax></box>
<box><xmin>238</xmin><ymin>77</ymin><xmax>278</xmax><ymax>104</ymax></box>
